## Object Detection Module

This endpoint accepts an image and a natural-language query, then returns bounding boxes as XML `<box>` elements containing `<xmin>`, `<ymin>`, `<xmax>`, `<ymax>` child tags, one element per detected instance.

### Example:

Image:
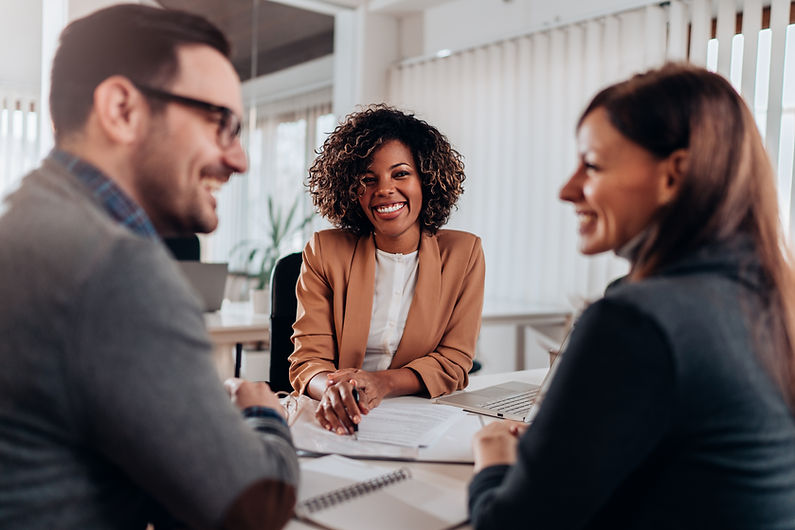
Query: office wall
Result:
<box><xmin>0</xmin><ymin>1</ymin><xmax>42</xmax><ymax>91</ymax></box>
<box><xmin>404</xmin><ymin>0</ymin><xmax>663</xmax><ymax>58</ymax></box>
<box><xmin>0</xmin><ymin>0</ymin><xmax>155</xmax><ymax>92</ymax></box>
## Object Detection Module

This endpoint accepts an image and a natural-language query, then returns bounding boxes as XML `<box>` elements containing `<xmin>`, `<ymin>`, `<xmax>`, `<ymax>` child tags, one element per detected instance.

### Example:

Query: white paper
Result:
<box><xmin>289</xmin><ymin>394</ymin><xmax>475</xmax><ymax>461</ymax></box>
<box><xmin>289</xmin><ymin>395</ymin><xmax>419</xmax><ymax>459</ymax></box>
<box><xmin>356</xmin><ymin>397</ymin><xmax>464</xmax><ymax>447</ymax></box>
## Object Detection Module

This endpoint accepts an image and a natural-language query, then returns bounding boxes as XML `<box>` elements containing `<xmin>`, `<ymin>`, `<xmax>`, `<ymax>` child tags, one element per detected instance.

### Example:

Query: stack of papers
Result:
<box><xmin>288</xmin><ymin>395</ymin><xmax>482</xmax><ymax>462</ymax></box>
<box><xmin>355</xmin><ymin>397</ymin><xmax>462</xmax><ymax>447</ymax></box>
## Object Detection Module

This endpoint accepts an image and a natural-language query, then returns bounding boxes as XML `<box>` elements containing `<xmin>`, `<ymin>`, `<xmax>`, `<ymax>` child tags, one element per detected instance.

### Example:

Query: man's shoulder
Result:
<box><xmin>2</xmin><ymin>163</ymin><xmax>185</xmax><ymax>310</ymax></box>
<box><xmin>5</xmin><ymin>162</ymin><xmax>129</xmax><ymax>244</ymax></box>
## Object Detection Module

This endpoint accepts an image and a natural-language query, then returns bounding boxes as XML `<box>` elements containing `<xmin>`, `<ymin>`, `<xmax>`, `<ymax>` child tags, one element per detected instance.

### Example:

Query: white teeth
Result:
<box><xmin>577</xmin><ymin>212</ymin><xmax>596</xmax><ymax>226</ymax></box>
<box><xmin>375</xmin><ymin>203</ymin><xmax>404</xmax><ymax>214</ymax></box>
<box><xmin>202</xmin><ymin>179</ymin><xmax>223</xmax><ymax>193</ymax></box>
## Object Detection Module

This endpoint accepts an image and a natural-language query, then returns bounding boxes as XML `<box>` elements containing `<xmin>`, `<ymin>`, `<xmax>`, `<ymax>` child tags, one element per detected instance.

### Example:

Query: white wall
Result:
<box><xmin>243</xmin><ymin>55</ymin><xmax>333</xmax><ymax>105</ymax></box>
<box><xmin>419</xmin><ymin>0</ymin><xmax>664</xmax><ymax>57</ymax></box>
<box><xmin>0</xmin><ymin>0</ymin><xmax>42</xmax><ymax>91</ymax></box>
<box><xmin>333</xmin><ymin>7</ymin><xmax>400</xmax><ymax>116</ymax></box>
<box><xmin>0</xmin><ymin>0</ymin><xmax>153</xmax><ymax>94</ymax></box>
<box><xmin>0</xmin><ymin>0</ymin><xmax>665</xmax><ymax>114</ymax></box>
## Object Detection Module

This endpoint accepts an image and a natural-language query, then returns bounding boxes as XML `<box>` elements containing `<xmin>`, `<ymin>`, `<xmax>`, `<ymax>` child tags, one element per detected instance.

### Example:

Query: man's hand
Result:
<box><xmin>224</xmin><ymin>378</ymin><xmax>286</xmax><ymax>419</ymax></box>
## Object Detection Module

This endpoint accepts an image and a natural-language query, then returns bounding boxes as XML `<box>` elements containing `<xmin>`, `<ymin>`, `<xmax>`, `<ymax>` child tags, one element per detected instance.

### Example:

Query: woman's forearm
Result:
<box><xmin>374</xmin><ymin>367</ymin><xmax>424</xmax><ymax>398</ymax></box>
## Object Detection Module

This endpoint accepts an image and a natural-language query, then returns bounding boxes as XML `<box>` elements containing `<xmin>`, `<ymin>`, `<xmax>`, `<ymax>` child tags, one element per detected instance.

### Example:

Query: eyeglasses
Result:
<box><xmin>133</xmin><ymin>83</ymin><xmax>242</xmax><ymax>148</ymax></box>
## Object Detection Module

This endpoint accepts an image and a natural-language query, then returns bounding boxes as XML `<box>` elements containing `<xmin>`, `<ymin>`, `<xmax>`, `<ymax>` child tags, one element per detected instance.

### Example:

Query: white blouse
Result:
<box><xmin>361</xmin><ymin>248</ymin><xmax>420</xmax><ymax>372</ymax></box>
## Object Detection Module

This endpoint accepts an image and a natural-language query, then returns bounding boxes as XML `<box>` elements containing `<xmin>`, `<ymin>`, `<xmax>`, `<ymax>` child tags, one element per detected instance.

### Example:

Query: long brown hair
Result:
<box><xmin>580</xmin><ymin>63</ymin><xmax>795</xmax><ymax>406</ymax></box>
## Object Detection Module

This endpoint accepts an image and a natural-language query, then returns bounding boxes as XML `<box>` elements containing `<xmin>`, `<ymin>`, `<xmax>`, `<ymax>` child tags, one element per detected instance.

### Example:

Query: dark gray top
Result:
<box><xmin>469</xmin><ymin>238</ymin><xmax>795</xmax><ymax>529</ymax></box>
<box><xmin>0</xmin><ymin>159</ymin><xmax>299</xmax><ymax>529</ymax></box>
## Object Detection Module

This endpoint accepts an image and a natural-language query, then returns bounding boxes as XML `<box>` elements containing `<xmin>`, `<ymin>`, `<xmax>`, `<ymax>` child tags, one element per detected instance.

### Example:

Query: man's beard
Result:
<box><xmin>129</xmin><ymin>124</ymin><xmax>215</xmax><ymax>236</ymax></box>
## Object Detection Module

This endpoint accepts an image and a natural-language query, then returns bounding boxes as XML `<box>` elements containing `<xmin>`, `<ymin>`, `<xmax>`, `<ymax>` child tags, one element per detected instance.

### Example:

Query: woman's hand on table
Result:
<box><xmin>315</xmin><ymin>377</ymin><xmax>363</xmax><ymax>435</ymax></box>
<box><xmin>472</xmin><ymin>420</ymin><xmax>528</xmax><ymax>472</ymax></box>
<box><xmin>327</xmin><ymin>368</ymin><xmax>390</xmax><ymax>411</ymax></box>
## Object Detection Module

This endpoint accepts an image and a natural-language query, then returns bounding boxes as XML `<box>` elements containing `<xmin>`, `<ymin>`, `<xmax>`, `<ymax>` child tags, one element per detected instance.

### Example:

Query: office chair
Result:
<box><xmin>470</xmin><ymin>359</ymin><xmax>482</xmax><ymax>374</ymax></box>
<box><xmin>163</xmin><ymin>234</ymin><xmax>201</xmax><ymax>261</ymax></box>
<box><xmin>268</xmin><ymin>251</ymin><xmax>303</xmax><ymax>393</ymax></box>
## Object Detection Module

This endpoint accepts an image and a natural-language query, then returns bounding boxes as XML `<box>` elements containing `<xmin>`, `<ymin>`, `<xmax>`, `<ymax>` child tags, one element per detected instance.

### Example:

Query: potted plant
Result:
<box><xmin>230</xmin><ymin>195</ymin><xmax>313</xmax><ymax>313</ymax></box>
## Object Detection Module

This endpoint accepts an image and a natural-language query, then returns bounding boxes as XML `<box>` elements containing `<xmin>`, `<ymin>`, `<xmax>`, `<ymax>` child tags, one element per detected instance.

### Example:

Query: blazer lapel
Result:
<box><xmin>338</xmin><ymin>234</ymin><xmax>376</xmax><ymax>368</ymax></box>
<box><xmin>391</xmin><ymin>232</ymin><xmax>441</xmax><ymax>368</ymax></box>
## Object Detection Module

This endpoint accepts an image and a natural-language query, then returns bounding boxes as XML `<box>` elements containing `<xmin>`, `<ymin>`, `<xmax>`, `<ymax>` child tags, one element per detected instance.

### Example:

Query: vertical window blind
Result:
<box><xmin>0</xmin><ymin>89</ymin><xmax>38</xmax><ymax>201</ymax></box>
<box><xmin>205</xmin><ymin>86</ymin><xmax>334</xmax><ymax>269</ymax></box>
<box><xmin>387</xmin><ymin>0</ymin><xmax>795</xmax><ymax>308</ymax></box>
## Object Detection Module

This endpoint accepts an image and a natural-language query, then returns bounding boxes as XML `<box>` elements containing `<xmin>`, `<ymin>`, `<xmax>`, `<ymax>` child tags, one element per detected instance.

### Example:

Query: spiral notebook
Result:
<box><xmin>297</xmin><ymin>455</ymin><xmax>467</xmax><ymax>530</ymax></box>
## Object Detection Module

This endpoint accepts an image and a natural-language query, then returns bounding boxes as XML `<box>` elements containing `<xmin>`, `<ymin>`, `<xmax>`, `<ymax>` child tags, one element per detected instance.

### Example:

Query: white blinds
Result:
<box><xmin>387</xmin><ymin>1</ymin><xmax>795</xmax><ymax>308</ymax></box>
<box><xmin>0</xmin><ymin>90</ymin><xmax>39</xmax><ymax>199</ymax></box>
<box><xmin>205</xmin><ymin>88</ymin><xmax>333</xmax><ymax>264</ymax></box>
<box><xmin>690</xmin><ymin>0</ymin><xmax>795</xmax><ymax>234</ymax></box>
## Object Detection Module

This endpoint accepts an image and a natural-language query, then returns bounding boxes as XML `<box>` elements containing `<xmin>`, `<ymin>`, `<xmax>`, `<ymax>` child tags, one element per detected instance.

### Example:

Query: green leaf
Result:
<box><xmin>229</xmin><ymin>194</ymin><xmax>315</xmax><ymax>283</ymax></box>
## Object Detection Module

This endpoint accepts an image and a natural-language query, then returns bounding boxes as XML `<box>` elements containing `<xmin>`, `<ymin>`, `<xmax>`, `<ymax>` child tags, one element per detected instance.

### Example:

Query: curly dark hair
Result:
<box><xmin>307</xmin><ymin>104</ymin><xmax>465</xmax><ymax>236</ymax></box>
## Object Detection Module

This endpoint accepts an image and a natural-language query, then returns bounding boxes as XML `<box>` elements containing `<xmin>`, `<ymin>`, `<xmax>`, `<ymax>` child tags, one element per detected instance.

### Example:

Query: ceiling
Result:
<box><xmin>156</xmin><ymin>0</ymin><xmax>335</xmax><ymax>81</ymax></box>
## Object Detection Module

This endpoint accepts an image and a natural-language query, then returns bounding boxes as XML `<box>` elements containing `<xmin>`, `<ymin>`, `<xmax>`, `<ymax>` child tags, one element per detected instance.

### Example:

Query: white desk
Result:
<box><xmin>481</xmin><ymin>299</ymin><xmax>570</xmax><ymax>370</ymax></box>
<box><xmin>205</xmin><ymin>301</ymin><xmax>269</xmax><ymax>378</ymax></box>
<box><xmin>288</xmin><ymin>368</ymin><xmax>548</xmax><ymax>530</ymax></box>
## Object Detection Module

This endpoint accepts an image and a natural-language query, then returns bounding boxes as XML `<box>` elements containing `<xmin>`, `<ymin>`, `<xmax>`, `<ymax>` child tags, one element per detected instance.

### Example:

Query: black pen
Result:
<box><xmin>351</xmin><ymin>387</ymin><xmax>360</xmax><ymax>439</ymax></box>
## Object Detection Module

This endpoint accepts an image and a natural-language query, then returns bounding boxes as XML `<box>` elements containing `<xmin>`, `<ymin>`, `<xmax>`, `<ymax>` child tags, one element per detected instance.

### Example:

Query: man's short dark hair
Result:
<box><xmin>50</xmin><ymin>4</ymin><xmax>230</xmax><ymax>142</ymax></box>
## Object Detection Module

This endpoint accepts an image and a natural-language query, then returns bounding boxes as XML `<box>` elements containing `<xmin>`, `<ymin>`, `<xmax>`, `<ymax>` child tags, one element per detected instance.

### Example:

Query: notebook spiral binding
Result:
<box><xmin>301</xmin><ymin>468</ymin><xmax>412</xmax><ymax>514</ymax></box>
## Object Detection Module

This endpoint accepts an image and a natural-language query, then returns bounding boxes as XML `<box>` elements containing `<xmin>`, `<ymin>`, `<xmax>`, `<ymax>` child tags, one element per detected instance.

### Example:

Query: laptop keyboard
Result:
<box><xmin>483</xmin><ymin>389</ymin><xmax>539</xmax><ymax>415</ymax></box>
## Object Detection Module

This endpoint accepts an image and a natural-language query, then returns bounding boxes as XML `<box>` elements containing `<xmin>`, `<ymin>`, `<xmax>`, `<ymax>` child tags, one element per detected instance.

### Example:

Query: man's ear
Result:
<box><xmin>658</xmin><ymin>148</ymin><xmax>688</xmax><ymax>206</ymax></box>
<box><xmin>92</xmin><ymin>76</ymin><xmax>148</xmax><ymax>145</ymax></box>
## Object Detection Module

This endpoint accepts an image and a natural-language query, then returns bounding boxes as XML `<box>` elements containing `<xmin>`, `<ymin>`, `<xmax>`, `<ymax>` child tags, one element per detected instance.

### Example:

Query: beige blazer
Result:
<box><xmin>289</xmin><ymin>228</ymin><xmax>485</xmax><ymax>398</ymax></box>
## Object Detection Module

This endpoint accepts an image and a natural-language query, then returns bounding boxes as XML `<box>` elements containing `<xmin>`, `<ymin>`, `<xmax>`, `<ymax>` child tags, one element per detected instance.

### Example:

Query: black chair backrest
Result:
<box><xmin>269</xmin><ymin>252</ymin><xmax>303</xmax><ymax>393</ymax></box>
<box><xmin>163</xmin><ymin>235</ymin><xmax>201</xmax><ymax>261</ymax></box>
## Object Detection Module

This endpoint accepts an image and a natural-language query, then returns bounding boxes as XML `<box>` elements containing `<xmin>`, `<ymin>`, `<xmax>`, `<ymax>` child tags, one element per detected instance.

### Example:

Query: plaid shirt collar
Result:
<box><xmin>49</xmin><ymin>149</ymin><xmax>158</xmax><ymax>240</ymax></box>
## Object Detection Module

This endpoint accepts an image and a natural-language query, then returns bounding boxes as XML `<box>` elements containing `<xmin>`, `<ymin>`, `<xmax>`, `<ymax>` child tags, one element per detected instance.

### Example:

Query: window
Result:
<box><xmin>0</xmin><ymin>93</ymin><xmax>39</xmax><ymax>199</ymax></box>
<box><xmin>205</xmin><ymin>103</ymin><xmax>334</xmax><ymax>276</ymax></box>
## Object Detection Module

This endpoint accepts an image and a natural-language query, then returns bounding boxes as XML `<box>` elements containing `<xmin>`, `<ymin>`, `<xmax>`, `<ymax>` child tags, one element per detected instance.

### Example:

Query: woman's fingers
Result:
<box><xmin>326</xmin><ymin>368</ymin><xmax>358</xmax><ymax>385</ymax></box>
<box><xmin>472</xmin><ymin>421</ymin><xmax>523</xmax><ymax>472</ymax></box>
<box><xmin>315</xmin><ymin>381</ymin><xmax>360</xmax><ymax>435</ymax></box>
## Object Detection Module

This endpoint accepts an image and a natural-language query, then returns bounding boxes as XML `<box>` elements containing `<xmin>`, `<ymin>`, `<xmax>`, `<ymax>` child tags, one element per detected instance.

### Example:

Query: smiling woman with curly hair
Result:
<box><xmin>289</xmin><ymin>105</ymin><xmax>485</xmax><ymax>435</ymax></box>
<box><xmin>307</xmin><ymin>105</ymin><xmax>465</xmax><ymax>236</ymax></box>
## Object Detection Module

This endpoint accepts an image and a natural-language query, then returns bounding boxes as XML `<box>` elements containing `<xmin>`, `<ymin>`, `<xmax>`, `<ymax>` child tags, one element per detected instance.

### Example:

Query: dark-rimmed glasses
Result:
<box><xmin>133</xmin><ymin>83</ymin><xmax>242</xmax><ymax>148</ymax></box>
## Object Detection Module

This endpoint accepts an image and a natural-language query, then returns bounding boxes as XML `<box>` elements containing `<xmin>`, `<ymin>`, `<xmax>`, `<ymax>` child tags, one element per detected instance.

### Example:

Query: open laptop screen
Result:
<box><xmin>177</xmin><ymin>262</ymin><xmax>228</xmax><ymax>312</ymax></box>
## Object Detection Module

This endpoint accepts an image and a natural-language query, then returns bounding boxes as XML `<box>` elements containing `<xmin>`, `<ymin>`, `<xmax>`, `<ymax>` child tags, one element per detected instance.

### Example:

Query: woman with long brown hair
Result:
<box><xmin>469</xmin><ymin>63</ymin><xmax>795</xmax><ymax>528</ymax></box>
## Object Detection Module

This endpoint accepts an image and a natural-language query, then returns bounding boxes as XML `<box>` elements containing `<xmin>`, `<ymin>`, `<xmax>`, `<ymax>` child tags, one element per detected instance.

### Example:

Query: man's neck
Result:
<box><xmin>57</xmin><ymin>136</ymin><xmax>142</xmax><ymax>209</ymax></box>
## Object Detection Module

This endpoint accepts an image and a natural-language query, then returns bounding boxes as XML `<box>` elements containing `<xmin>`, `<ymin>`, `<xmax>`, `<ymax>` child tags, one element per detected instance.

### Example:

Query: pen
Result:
<box><xmin>351</xmin><ymin>387</ymin><xmax>360</xmax><ymax>439</ymax></box>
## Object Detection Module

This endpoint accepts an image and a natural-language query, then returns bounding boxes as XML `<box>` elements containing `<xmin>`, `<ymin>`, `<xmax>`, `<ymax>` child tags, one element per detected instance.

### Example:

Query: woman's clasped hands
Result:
<box><xmin>314</xmin><ymin>369</ymin><xmax>389</xmax><ymax>435</ymax></box>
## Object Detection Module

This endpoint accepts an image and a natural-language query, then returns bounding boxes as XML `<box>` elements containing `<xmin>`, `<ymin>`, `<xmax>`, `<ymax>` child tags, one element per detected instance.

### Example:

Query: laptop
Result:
<box><xmin>433</xmin><ymin>380</ymin><xmax>541</xmax><ymax>422</ymax></box>
<box><xmin>177</xmin><ymin>262</ymin><xmax>228</xmax><ymax>312</ymax></box>
<box><xmin>433</xmin><ymin>328</ymin><xmax>571</xmax><ymax>422</ymax></box>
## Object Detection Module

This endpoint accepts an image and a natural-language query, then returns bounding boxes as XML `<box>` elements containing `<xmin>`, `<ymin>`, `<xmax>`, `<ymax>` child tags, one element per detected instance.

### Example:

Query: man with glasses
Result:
<box><xmin>0</xmin><ymin>5</ymin><xmax>298</xmax><ymax>529</ymax></box>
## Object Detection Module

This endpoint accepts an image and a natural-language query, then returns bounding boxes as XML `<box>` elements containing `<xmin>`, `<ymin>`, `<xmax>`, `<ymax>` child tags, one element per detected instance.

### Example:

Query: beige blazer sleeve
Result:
<box><xmin>288</xmin><ymin>231</ymin><xmax>347</xmax><ymax>395</ymax></box>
